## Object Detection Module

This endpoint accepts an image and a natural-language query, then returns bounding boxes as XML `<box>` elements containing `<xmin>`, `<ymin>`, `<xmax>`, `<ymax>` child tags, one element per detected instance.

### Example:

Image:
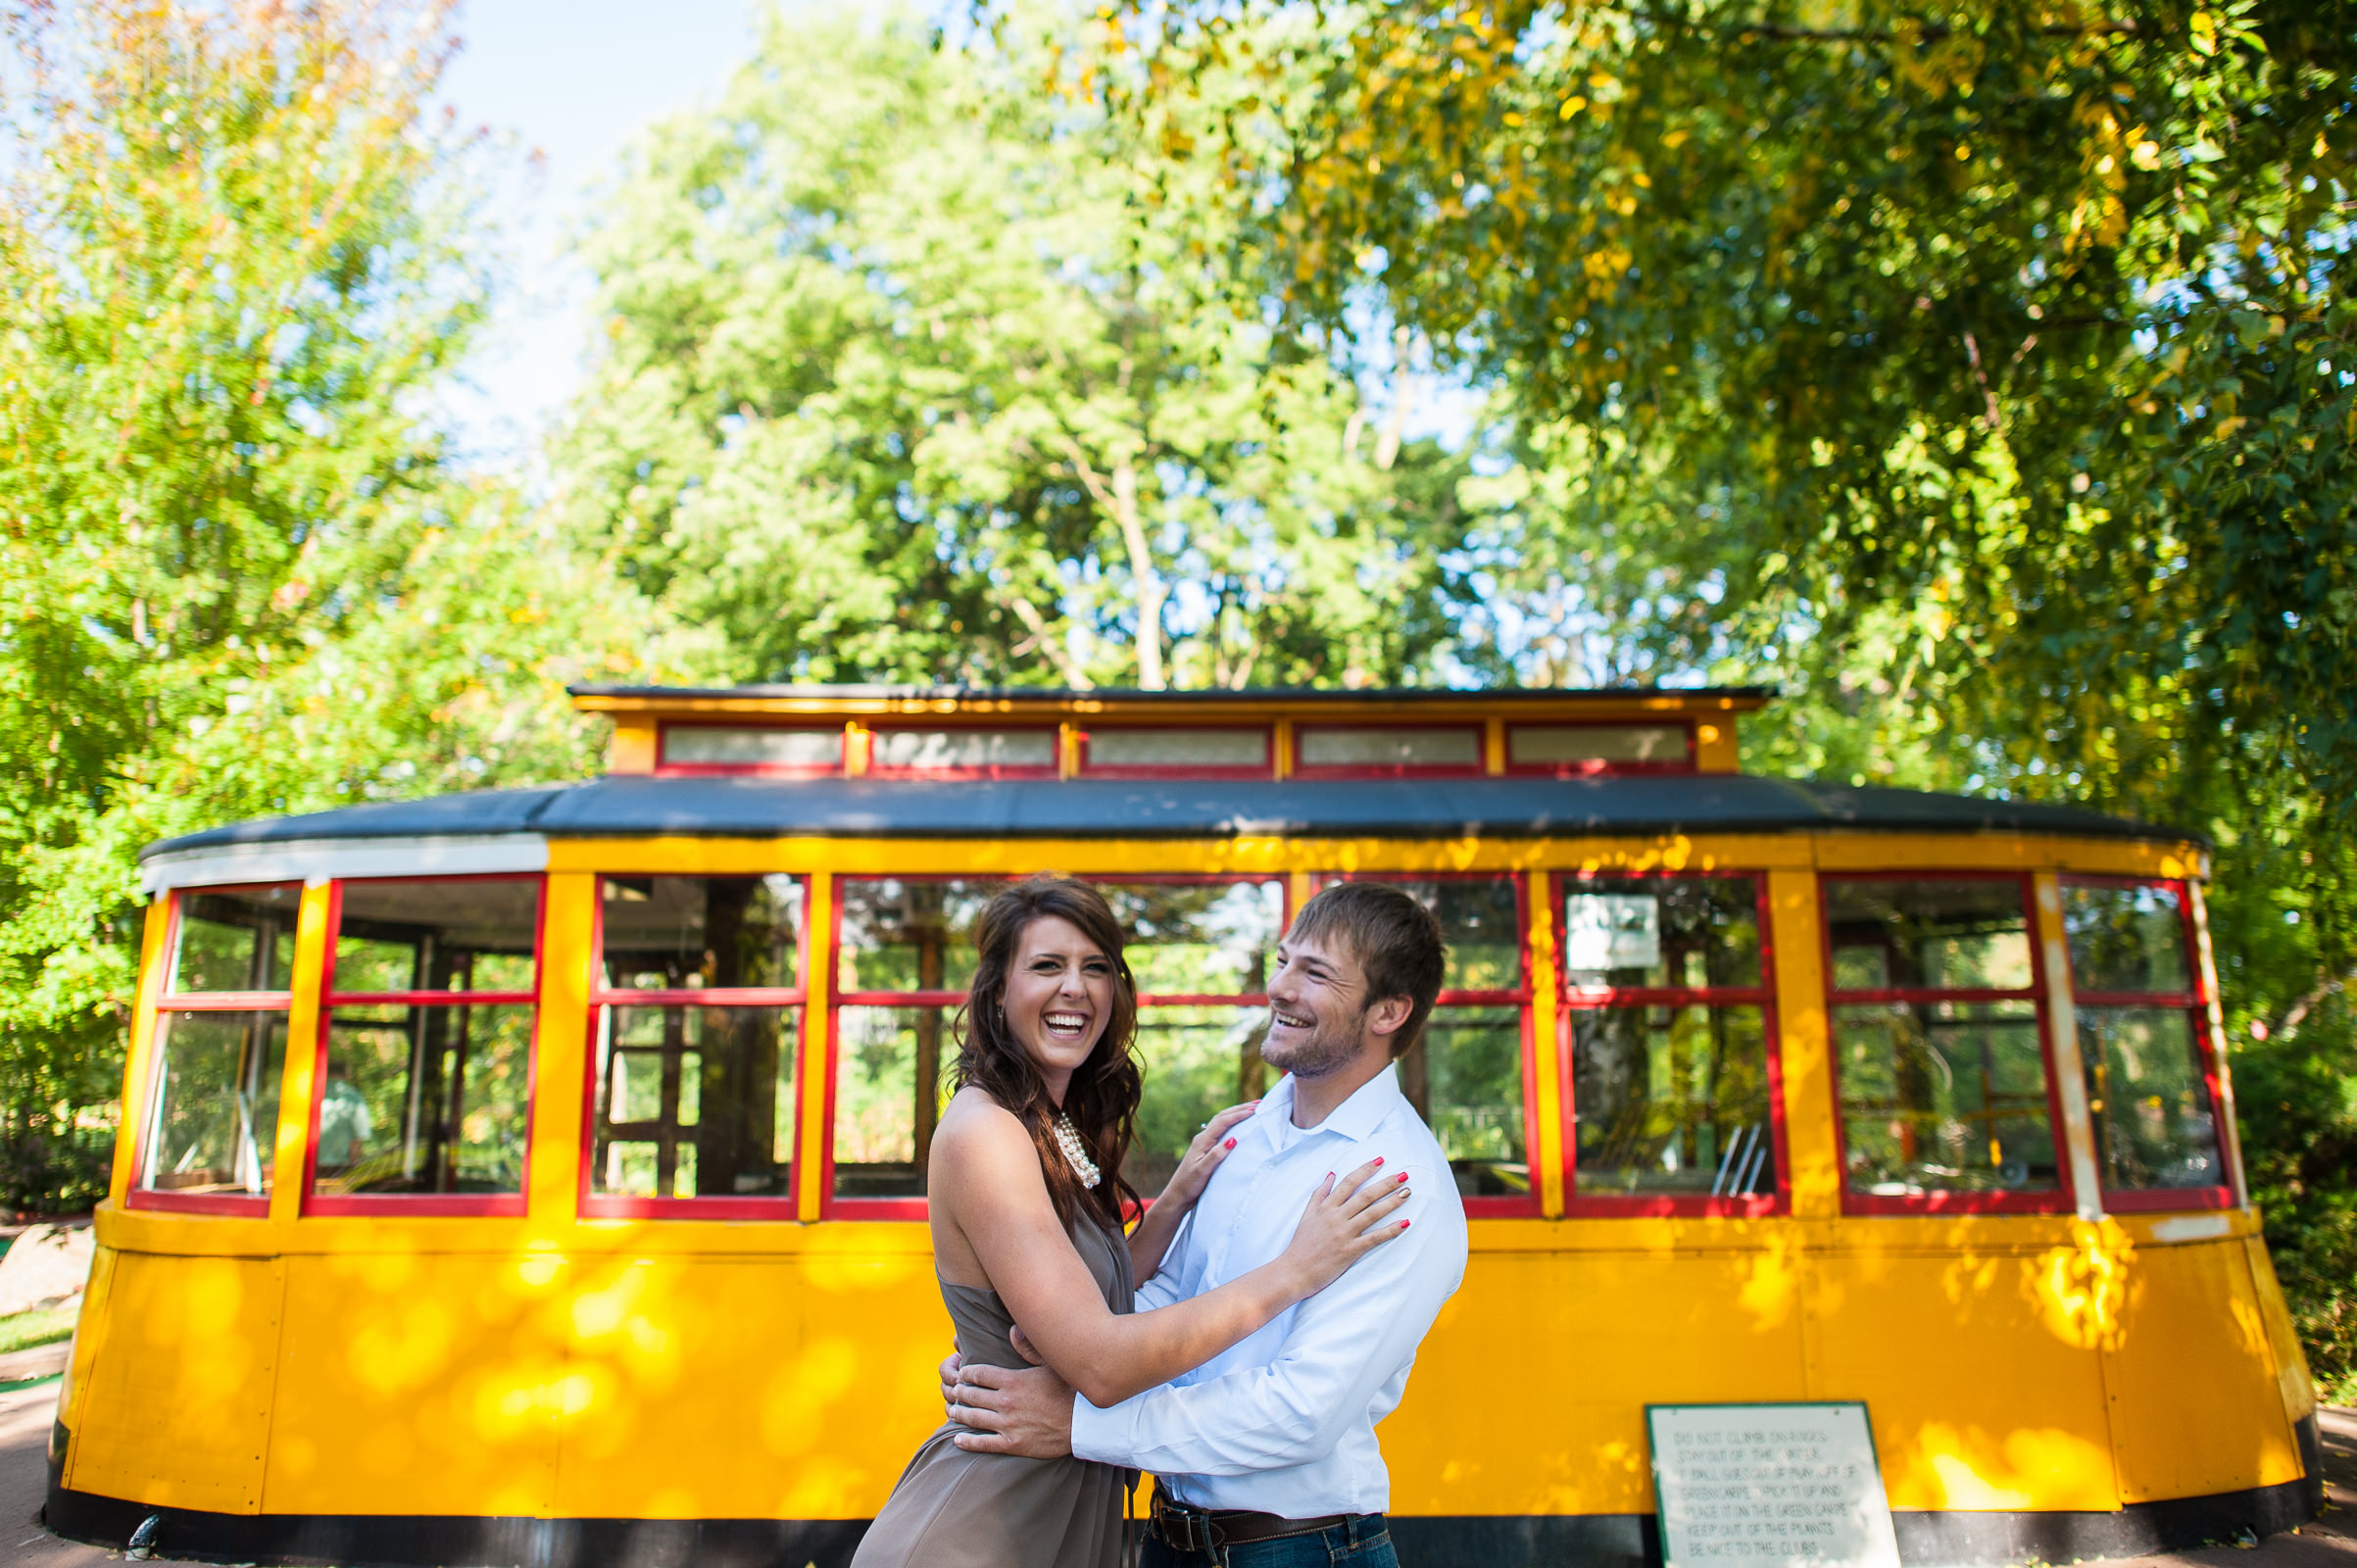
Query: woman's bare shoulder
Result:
<box><xmin>932</xmin><ymin>1088</ymin><xmax>1034</xmax><ymax>1164</ymax></box>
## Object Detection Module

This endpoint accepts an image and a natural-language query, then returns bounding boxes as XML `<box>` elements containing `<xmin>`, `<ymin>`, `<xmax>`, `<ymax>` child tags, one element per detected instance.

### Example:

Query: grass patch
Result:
<box><xmin>0</xmin><ymin>1305</ymin><xmax>75</xmax><ymax>1355</ymax></box>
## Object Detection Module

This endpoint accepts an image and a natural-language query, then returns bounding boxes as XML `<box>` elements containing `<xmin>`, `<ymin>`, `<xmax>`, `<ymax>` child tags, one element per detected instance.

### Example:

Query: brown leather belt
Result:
<box><xmin>1148</xmin><ymin>1482</ymin><xmax>1361</xmax><ymax>1552</ymax></box>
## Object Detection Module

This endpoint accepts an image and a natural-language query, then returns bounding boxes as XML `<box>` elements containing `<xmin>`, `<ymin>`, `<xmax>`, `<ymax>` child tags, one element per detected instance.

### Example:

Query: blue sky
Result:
<box><xmin>434</xmin><ymin>0</ymin><xmax>780</xmax><ymax>466</ymax></box>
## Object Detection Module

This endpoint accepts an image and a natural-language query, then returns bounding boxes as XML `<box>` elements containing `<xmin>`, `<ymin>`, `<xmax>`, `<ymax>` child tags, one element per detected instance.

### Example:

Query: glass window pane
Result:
<box><xmin>1338</xmin><ymin>877</ymin><xmax>1523</xmax><ymax>993</ymax></box>
<box><xmin>1825</xmin><ymin>879</ymin><xmax>2032</xmax><ymax>993</ymax></box>
<box><xmin>1299</xmin><ymin>726</ymin><xmax>1480</xmax><ymax>768</ymax></box>
<box><xmin>837</xmin><ymin>879</ymin><xmax>1007</xmax><ymax>994</ymax></box>
<box><xmin>316</xmin><ymin>1002</ymin><xmax>532</xmax><ymax>1196</ymax></box>
<box><xmin>2081</xmin><ymin>1006</ymin><xmax>2222</xmax><ymax>1191</ymax></box>
<box><xmin>1563</xmin><ymin>878</ymin><xmax>1759</xmax><ymax>990</ymax></box>
<box><xmin>601</xmin><ymin>875</ymin><xmax>803</xmax><ymax>991</ymax></box>
<box><xmin>592</xmin><ymin>1004</ymin><xmax>796</xmax><ymax>1200</ymax></box>
<box><xmin>1087</xmin><ymin>728</ymin><xmax>1268</xmax><ymax>769</ymax></box>
<box><xmin>1101</xmin><ymin>881</ymin><xmax>1283</xmax><ymax>997</ymax></box>
<box><xmin>1571</xmin><ymin>1004</ymin><xmax>1771</xmax><ymax>1197</ymax></box>
<box><xmin>169</xmin><ymin>887</ymin><xmax>300</xmax><ymax>993</ymax></box>
<box><xmin>1409</xmin><ymin>1004</ymin><xmax>1529</xmax><ymax>1199</ymax></box>
<box><xmin>871</xmin><ymin>729</ymin><xmax>1056</xmax><ymax>770</ymax></box>
<box><xmin>140</xmin><ymin>1010</ymin><xmax>287</xmax><ymax>1196</ymax></box>
<box><xmin>1508</xmin><ymin>724</ymin><xmax>1690</xmax><ymax>767</ymax></box>
<box><xmin>333</xmin><ymin>879</ymin><xmax>540</xmax><ymax>995</ymax></box>
<box><xmin>1124</xmin><ymin>1004</ymin><xmax>1269</xmax><ymax>1196</ymax></box>
<box><xmin>663</xmin><ymin>726</ymin><xmax>843</xmax><ymax>769</ymax></box>
<box><xmin>2065</xmin><ymin>884</ymin><xmax>2191</xmax><ymax>995</ymax></box>
<box><xmin>1834</xmin><ymin>1001</ymin><xmax>2058</xmax><ymax>1196</ymax></box>
<box><xmin>833</xmin><ymin>1004</ymin><xmax>957</xmax><ymax>1199</ymax></box>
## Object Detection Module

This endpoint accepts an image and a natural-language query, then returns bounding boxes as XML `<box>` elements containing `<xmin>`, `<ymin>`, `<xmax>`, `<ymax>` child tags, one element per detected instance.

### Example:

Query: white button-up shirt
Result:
<box><xmin>1069</xmin><ymin>1062</ymin><xmax>1468</xmax><ymax>1516</ymax></box>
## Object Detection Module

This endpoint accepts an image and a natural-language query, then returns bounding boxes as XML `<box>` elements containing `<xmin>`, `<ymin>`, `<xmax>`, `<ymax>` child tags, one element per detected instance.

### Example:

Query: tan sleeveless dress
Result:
<box><xmin>850</xmin><ymin>1209</ymin><xmax>1138</xmax><ymax>1568</ymax></box>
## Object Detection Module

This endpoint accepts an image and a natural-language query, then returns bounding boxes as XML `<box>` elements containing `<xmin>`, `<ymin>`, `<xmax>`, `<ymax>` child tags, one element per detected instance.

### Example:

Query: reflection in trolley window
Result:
<box><xmin>309</xmin><ymin>877</ymin><xmax>542</xmax><ymax>1213</ymax></box>
<box><xmin>1560</xmin><ymin>874</ymin><xmax>1779</xmax><ymax>1213</ymax></box>
<box><xmin>1824</xmin><ymin>876</ymin><xmax>2064</xmax><ymax>1211</ymax></box>
<box><xmin>2062</xmin><ymin>879</ymin><xmax>2228</xmax><ymax>1206</ymax></box>
<box><xmin>588</xmin><ymin>875</ymin><xmax>806</xmax><ymax>1215</ymax></box>
<box><xmin>1320</xmin><ymin>876</ymin><xmax>1535</xmax><ymax>1214</ymax></box>
<box><xmin>134</xmin><ymin>884</ymin><xmax>302</xmax><ymax>1212</ymax></box>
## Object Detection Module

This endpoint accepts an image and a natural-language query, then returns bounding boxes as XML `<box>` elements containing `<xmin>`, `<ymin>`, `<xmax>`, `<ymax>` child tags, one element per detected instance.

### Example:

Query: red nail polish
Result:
<box><xmin>1401</xmin><ymin>1220</ymin><xmax>1411</xmax><ymax>1229</ymax></box>
<box><xmin>1224</xmin><ymin>1138</ymin><xmax>1237</xmax><ymax>1150</ymax></box>
<box><xmin>1373</xmin><ymin>1156</ymin><xmax>1384</xmax><ymax>1167</ymax></box>
<box><xmin>1396</xmin><ymin>1172</ymin><xmax>1408</xmax><ymax>1183</ymax></box>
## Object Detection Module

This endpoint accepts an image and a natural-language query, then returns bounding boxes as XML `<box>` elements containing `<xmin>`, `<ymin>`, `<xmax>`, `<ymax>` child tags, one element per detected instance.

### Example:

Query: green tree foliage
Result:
<box><xmin>1110</xmin><ymin>0</ymin><xmax>2357</xmax><ymax>1392</ymax></box>
<box><xmin>557</xmin><ymin>11</ymin><xmax>1475</xmax><ymax>690</ymax></box>
<box><xmin>0</xmin><ymin>0</ymin><xmax>683</xmax><ymax>1209</ymax></box>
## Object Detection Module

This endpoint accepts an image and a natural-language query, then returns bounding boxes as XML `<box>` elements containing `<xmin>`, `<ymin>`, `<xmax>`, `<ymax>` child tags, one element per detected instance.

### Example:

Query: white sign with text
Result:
<box><xmin>1647</xmin><ymin>1403</ymin><xmax>1901</xmax><ymax>1568</ymax></box>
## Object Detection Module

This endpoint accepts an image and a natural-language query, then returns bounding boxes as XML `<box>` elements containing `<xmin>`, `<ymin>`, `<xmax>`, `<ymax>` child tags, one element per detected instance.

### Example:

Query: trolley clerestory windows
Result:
<box><xmin>1824</xmin><ymin>875</ymin><xmax>2065</xmax><ymax>1212</ymax></box>
<box><xmin>1560</xmin><ymin>874</ymin><xmax>1781</xmax><ymax>1214</ymax></box>
<box><xmin>309</xmin><ymin>876</ymin><xmax>542</xmax><ymax>1214</ymax></box>
<box><xmin>134</xmin><ymin>883</ymin><xmax>303</xmax><ymax>1212</ymax></box>
<box><xmin>587</xmin><ymin>875</ymin><xmax>808</xmax><ymax>1214</ymax></box>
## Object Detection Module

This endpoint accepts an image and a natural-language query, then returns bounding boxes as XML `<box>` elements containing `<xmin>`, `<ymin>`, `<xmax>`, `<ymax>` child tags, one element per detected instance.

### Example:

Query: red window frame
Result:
<box><xmin>1556</xmin><ymin>869</ymin><xmax>1787</xmax><ymax>1218</ymax></box>
<box><xmin>1819</xmin><ymin>870</ymin><xmax>2075</xmax><ymax>1216</ymax></box>
<box><xmin>1290</xmin><ymin>722</ymin><xmax>1486</xmax><ymax>780</ymax></box>
<box><xmin>654</xmin><ymin>721</ymin><xmax>847</xmax><ymax>778</ymax></box>
<box><xmin>1502</xmin><ymin>720</ymin><xmax>1698</xmax><ymax>778</ymax></box>
<box><xmin>578</xmin><ymin>874</ymin><xmax>813</xmax><ymax>1219</ymax></box>
<box><xmin>1076</xmin><ymin>725</ymin><xmax>1275</xmax><ymax>780</ymax></box>
<box><xmin>303</xmin><ymin>874</ymin><xmax>545</xmax><ymax>1218</ymax></box>
<box><xmin>2059</xmin><ymin>875</ymin><xmax>2234</xmax><ymax>1213</ymax></box>
<box><xmin>127</xmin><ymin>882</ymin><xmax>303</xmax><ymax>1217</ymax></box>
<box><xmin>863</xmin><ymin>723</ymin><xmax>1061</xmax><ymax>781</ymax></box>
<box><xmin>1319</xmin><ymin>872</ymin><xmax>1542</xmax><ymax>1218</ymax></box>
<box><xmin>823</xmin><ymin>872</ymin><xmax>1294</xmax><ymax>1220</ymax></box>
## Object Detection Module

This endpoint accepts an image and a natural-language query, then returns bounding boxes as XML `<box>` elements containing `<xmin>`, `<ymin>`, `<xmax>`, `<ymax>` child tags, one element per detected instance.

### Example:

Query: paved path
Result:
<box><xmin>0</xmin><ymin>1384</ymin><xmax>2348</xmax><ymax>1566</ymax></box>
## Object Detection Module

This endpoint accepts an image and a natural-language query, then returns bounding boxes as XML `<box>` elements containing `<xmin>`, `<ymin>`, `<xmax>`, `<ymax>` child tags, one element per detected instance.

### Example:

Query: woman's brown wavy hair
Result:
<box><xmin>954</xmin><ymin>874</ymin><xmax>1143</xmax><ymax>1233</ymax></box>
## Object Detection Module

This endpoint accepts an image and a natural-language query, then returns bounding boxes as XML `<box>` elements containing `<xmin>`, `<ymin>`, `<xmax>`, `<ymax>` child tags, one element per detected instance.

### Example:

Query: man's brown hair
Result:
<box><xmin>1288</xmin><ymin>882</ymin><xmax>1448</xmax><ymax>1057</ymax></box>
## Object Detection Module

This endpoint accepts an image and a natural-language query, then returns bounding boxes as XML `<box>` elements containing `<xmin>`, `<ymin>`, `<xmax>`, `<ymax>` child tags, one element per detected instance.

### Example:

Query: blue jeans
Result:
<box><xmin>1139</xmin><ymin>1513</ymin><xmax>1398</xmax><ymax>1568</ymax></box>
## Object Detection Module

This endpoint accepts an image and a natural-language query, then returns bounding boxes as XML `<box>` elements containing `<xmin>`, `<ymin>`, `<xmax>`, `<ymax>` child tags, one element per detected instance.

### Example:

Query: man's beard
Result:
<box><xmin>1259</xmin><ymin>1003</ymin><xmax>1367</xmax><ymax>1081</ymax></box>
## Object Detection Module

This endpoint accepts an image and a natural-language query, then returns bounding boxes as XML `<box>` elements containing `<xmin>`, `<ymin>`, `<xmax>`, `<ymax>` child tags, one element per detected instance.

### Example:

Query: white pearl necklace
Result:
<box><xmin>1053</xmin><ymin>1111</ymin><xmax>1101</xmax><ymax>1190</ymax></box>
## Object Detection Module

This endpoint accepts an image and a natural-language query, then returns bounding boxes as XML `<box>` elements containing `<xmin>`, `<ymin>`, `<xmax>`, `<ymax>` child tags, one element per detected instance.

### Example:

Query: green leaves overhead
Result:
<box><xmin>559</xmin><ymin>11</ymin><xmax>1477</xmax><ymax>691</ymax></box>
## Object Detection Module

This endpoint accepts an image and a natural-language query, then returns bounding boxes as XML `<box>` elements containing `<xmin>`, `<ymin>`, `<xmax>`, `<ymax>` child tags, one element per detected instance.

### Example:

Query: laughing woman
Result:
<box><xmin>850</xmin><ymin>874</ymin><xmax>1407</xmax><ymax>1568</ymax></box>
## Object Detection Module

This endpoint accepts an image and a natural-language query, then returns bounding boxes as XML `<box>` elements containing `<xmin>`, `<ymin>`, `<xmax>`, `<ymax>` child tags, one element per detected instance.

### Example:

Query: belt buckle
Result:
<box><xmin>1152</xmin><ymin>1489</ymin><xmax>1217</xmax><ymax>1554</ymax></box>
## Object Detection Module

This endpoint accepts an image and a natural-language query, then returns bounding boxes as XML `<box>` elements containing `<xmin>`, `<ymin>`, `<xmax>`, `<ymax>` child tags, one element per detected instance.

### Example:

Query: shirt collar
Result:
<box><xmin>1255</xmin><ymin>1062</ymin><xmax>1403</xmax><ymax>1145</ymax></box>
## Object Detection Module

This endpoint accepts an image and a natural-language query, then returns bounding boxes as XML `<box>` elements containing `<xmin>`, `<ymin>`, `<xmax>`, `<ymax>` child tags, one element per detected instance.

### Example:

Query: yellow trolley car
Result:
<box><xmin>49</xmin><ymin>685</ymin><xmax>2323</xmax><ymax>1566</ymax></box>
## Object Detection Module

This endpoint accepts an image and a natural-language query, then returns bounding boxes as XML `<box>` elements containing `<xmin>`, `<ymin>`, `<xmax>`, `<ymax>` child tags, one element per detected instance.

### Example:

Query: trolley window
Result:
<box><xmin>1293</xmin><ymin>725</ymin><xmax>1483</xmax><ymax>777</ymax></box>
<box><xmin>1079</xmin><ymin>726</ymin><xmax>1272</xmax><ymax>776</ymax></box>
<box><xmin>831</xmin><ymin>877</ymin><xmax>1007</xmax><ymax>1212</ymax></box>
<box><xmin>2062</xmin><ymin>879</ymin><xmax>2228</xmax><ymax>1207</ymax></box>
<box><xmin>659</xmin><ymin>724</ymin><xmax>844</xmax><ymax>774</ymax></box>
<box><xmin>587</xmin><ymin>875</ymin><xmax>807</xmax><ymax>1216</ymax></box>
<box><xmin>1823</xmin><ymin>875</ymin><xmax>2066</xmax><ymax>1212</ymax></box>
<box><xmin>866</xmin><ymin>728</ymin><xmax>1057</xmax><ymax>779</ymax></box>
<box><xmin>1506</xmin><ymin>722</ymin><xmax>1693</xmax><ymax>774</ymax></box>
<box><xmin>308</xmin><ymin>876</ymin><xmax>542</xmax><ymax>1215</ymax></box>
<box><xmin>1110</xmin><ymin>879</ymin><xmax>1287</xmax><ymax>1197</ymax></box>
<box><xmin>133</xmin><ymin>884</ymin><xmax>302</xmax><ymax>1213</ymax></box>
<box><xmin>1560</xmin><ymin>874</ymin><xmax>1779</xmax><ymax>1214</ymax></box>
<box><xmin>1322</xmin><ymin>875</ymin><xmax>1536</xmax><ymax>1215</ymax></box>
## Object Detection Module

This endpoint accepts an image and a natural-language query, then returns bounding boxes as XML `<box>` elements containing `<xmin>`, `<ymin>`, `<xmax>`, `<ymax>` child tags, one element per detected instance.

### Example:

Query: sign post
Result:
<box><xmin>1646</xmin><ymin>1402</ymin><xmax>1901</xmax><ymax>1568</ymax></box>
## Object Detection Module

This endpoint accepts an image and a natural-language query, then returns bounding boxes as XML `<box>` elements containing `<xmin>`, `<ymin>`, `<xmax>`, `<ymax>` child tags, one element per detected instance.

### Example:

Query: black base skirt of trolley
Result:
<box><xmin>43</xmin><ymin>1413</ymin><xmax>2327</xmax><ymax>1568</ymax></box>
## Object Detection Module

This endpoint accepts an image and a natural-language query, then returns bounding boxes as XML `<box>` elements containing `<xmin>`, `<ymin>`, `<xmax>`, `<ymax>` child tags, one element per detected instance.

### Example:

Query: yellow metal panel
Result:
<box><xmin>1768</xmin><ymin>871</ymin><xmax>1841</xmax><ymax>1220</ymax></box>
<box><xmin>111</xmin><ymin>901</ymin><xmax>172</xmax><ymax>1203</ymax></box>
<box><xmin>1811</xmin><ymin>1248</ymin><xmax>2119</xmax><ymax>1512</ymax></box>
<box><xmin>2242</xmin><ymin>1237</ymin><xmax>2319</xmax><ymax>1427</ymax></box>
<box><xmin>2103</xmin><ymin>1239</ymin><xmax>2302</xmax><ymax>1500</ymax></box>
<box><xmin>1483</xmin><ymin>717</ymin><xmax>1506</xmax><ymax>775</ymax></box>
<box><xmin>798</xmin><ymin>872</ymin><xmax>835</xmax><ymax>1223</ymax></box>
<box><xmin>262</xmin><ymin>1251</ymin><xmax>569</xmax><ymax>1517</ymax></box>
<box><xmin>1694</xmin><ymin>718</ymin><xmax>1738</xmax><ymax>772</ymax></box>
<box><xmin>608</xmin><ymin>717</ymin><xmax>659</xmax><ymax>774</ymax></box>
<box><xmin>56</xmin><ymin>1242</ymin><xmax>119</xmax><ymax>1486</ymax></box>
<box><xmin>1526</xmin><ymin>871</ymin><xmax>1565</xmax><ymax>1217</ymax></box>
<box><xmin>1383</xmin><ymin>1250</ymin><xmax>1808</xmax><ymax>1515</ymax></box>
<box><xmin>529</xmin><ymin>874</ymin><xmax>598</xmax><ymax>1223</ymax></box>
<box><xmin>1811</xmin><ymin>835</ymin><xmax>2203</xmax><ymax>878</ymax></box>
<box><xmin>2033</xmin><ymin>874</ymin><xmax>2106</xmax><ymax>1220</ymax></box>
<box><xmin>269</xmin><ymin>882</ymin><xmax>334</xmax><ymax>1228</ymax></box>
<box><xmin>69</xmin><ymin>1251</ymin><xmax>284</xmax><ymax>1513</ymax></box>
<box><xmin>553</xmin><ymin>1250</ymin><xmax>947</xmax><ymax>1519</ymax></box>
